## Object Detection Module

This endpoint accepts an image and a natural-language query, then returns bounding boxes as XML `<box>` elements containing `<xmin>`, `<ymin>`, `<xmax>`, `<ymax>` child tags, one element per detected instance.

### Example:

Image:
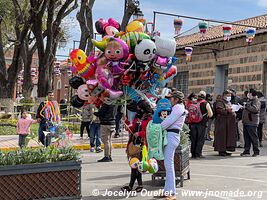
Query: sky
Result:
<box><xmin>56</xmin><ymin>0</ymin><xmax>267</xmax><ymax>60</ymax></box>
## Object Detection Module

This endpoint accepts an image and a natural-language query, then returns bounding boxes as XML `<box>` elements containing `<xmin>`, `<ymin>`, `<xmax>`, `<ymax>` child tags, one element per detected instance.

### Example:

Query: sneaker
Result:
<box><xmin>121</xmin><ymin>186</ymin><xmax>132</xmax><ymax>192</ymax></box>
<box><xmin>109</xmin><ymin>156</ymin><xmax>113</xmax><ymax>161</ymax></box>
<box><xmin>114</xmin><ymin>134</ymin><xmax>120</xmax><ymax>138</ymax></box>
<box><xmin>96</xmin><ymin>147</ymin><xmax>103</xmax><ymax>153</ymax></box>
<box><xmin>240</xmin><ymin>152</ymin><xmax>250</xmax><ymax>157</ymax></box>
<box><xmin>225</xmin><ymin>152</ymin><xmax>232</xmax><ymax>156</ymax></box>
<box><xmin>259</xmin><ymin>143</ymin><xmax>263</xmax><ymax>147</ymax></box>
<box><xmin>252</xmin><ymin>153</ymin><xmax>259</xmax><ymax>157</ymax></box>
<box><xmin>97</xmin><ymin>156</ymin><xmax>112</xmax><ymax>162</ymax></box>
<box><xmin>90</xmin><ymin>147</ymin><xmax>95</xmax><ymax>152</ymax></box>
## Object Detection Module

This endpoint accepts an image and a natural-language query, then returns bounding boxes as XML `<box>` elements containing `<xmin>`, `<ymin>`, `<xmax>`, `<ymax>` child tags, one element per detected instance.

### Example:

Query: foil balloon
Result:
<box><xmin>95</xmin><ymin>18</ymin><xmax>120</xmax><ymax>35</ymax></box>
<box><xmin>129</xmin><ymin>157</ymin><xmax>140</xmax><ymax>169</ymax></box>
<box><xmin>126</xmin><ymin>20</ymin><xmax>144</xmax><ymax>32</ymax></box>
<box><xmin>95</xmin><ymin>55</ymin><xmax>123</xmax><ymax>98</ymax></box>
<box><xmin>134</xmin><ymin>39</ymin><xmax>156</xmax><ymax>62</ymax></box>
<box><xmin>69</xmin><ymin>49</ymin><xmax>96</xmax><ymax>79</ymax></box>
<box><xmin>77</xmin><ymin>84</ymin><xmax>90</xmax><ymax>101</ymax></box>
<box><xmin>70</xmin><ymin>95</ymin><xmax>84</xmax><ymax>108</ymax></box>
<box><xmin>69</xmin><ymin>76</ymin><xmax>85</xmax><ymax>89</ymax></box>
<box><xmin>119</xmin><ymin>32</ymin><xmax>150</xmax><ymax>53</ymax></box>
<box><xmin>105</xmin><ymin>38</ymin><xmax>129</xmax><ymax>77</ymax></box>
<box><xmin>223</xmin><ymin>24</ymin><xmax>232</xmax><ymax>41</ymax></box>
<box><xmin>148</xmin><ymin>158</ymin><xmax>159</xmax><ymax>174</ymax></box>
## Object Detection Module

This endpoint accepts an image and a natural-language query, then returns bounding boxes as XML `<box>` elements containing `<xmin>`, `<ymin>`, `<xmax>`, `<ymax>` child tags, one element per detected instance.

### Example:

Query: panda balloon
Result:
<box><xmin>134</xmin><ymin>39</ymin><xmax>156</xmax><ymax>62</ymax></box>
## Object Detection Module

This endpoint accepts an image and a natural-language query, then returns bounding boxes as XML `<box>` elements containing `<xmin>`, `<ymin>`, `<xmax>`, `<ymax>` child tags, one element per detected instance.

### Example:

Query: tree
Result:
<box><xmin>76</xmin><ymin>0</ymin><xmax>138</xmax><ymax>54</ymax></box>
<box><xmin>30</xmin><ymin>0</ymin><xmax>78</xmax><ymax>97</ymax></box>
<box><xmin>121</xmin><ymin>0</ymin><xmax>138</xmax><ymax>31</ymax></box>
<box><xmin>0</xmin><ymin>0</ymin><xmax>35</xmax><ymax>99</ymax></box>
<box><xmin>76</xmin><ymin>0</ymin><xmax>95</xmax><ymax>54</ymax></box>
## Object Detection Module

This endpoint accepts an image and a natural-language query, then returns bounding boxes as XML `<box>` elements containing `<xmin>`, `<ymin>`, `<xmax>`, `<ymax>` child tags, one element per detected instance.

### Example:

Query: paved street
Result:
<box><xmin>80</xmin><ymin>141</ymin><xmax>267</xmax><ymax>200</ymax></box>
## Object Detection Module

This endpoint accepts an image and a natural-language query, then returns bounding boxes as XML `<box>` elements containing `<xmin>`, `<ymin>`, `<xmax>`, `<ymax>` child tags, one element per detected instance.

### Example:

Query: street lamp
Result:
<box><xmin>59</xmin><ymin>37</ymin><xmax>67</xmax><ymax>49</ymax></box>
<box><xmin>133</xmin><ymin>7</ymin><xmax>144</xmax><ymax>20</ymax></box>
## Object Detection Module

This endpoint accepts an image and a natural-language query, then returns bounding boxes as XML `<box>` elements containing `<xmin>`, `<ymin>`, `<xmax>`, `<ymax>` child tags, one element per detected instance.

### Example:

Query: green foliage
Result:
<box><xmin>0</xmin><ymin>146</ymin><xmax>80</xmax><ymax>166</ymax></box>
<box><xmin>180</xmin><ymin>124</ymin><xmax>190</xmax><ymax>145</ymax></box>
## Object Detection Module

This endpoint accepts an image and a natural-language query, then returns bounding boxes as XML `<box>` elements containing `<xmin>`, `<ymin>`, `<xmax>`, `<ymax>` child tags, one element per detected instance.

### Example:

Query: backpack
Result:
<box><xmin>186</xmin><ymin>100</ymin><xmax>206</xmax><ymax>123</ymax></box>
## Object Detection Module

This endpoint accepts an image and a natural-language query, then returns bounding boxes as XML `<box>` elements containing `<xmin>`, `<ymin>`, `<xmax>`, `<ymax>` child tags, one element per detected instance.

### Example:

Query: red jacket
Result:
<box><xmin>125</xmin><ymin>116</ymin><xmax>152</xmax><ymax>147</ymax></box>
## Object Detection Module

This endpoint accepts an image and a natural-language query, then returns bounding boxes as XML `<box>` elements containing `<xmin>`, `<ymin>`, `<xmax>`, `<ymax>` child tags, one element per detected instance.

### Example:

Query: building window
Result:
<box><xmin>57</xmin><ymin>80</ymin><xmax>62</xmax><ymax>90</ymax></box>
<box><xmin>173</xmin><ymin>71</ymin><xmax>189</xmax><ymax>97</ymax></box>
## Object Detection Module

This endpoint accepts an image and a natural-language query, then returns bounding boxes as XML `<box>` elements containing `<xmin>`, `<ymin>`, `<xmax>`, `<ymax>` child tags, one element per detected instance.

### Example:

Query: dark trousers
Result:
<box><xmin>38</xmin><ymin>122</ymin><xmax>51</xmax><ymax>147</ymax></box>
<box><xmin>80</xmin><ymin>121</ymin><xmax>91</xmax><ymax>137</ymax></box>
<box><xmin>18</xmin><ymin>135</ymin><xmax>27</xmax><ymax>148</ymax></box>
<box><xmin>257</xmin><ymin>123</ymin><xmax>264</xmax><ymax>143</ymax></box>
<box><xmin>129</xmin><ymin>168</ymin><xmax>142</xmax><ymax>188</ymax></box>
<box><xmin>115</xmin><ymin>113</ymin><xmax>122</xmax><ymax>135</ymax></box>
<box><xmin>243</xmin><ymin>125</ymin><xmax>260</xmax><ymax>155</ymax></box>
<box><xmin>189</xmin><ymin>123</ymin><xmax>206</xmax><ymax>157</ymax></box>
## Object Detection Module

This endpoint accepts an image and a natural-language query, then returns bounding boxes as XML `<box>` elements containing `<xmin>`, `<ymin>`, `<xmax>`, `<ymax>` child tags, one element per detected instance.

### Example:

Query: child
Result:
<box><xmin>17</xmin><ymin>111</ymin><xmax>37</xmax><ymax>148</ymax></box>
<box><xmin>89</xmin><ymin>104</ymin><xmax>103</xmax><ymax>153</ymax></box>
<box><xmin>121</xmin><ymin>100</ymin><xmax>153</xmax><ymax>193</ymax></box>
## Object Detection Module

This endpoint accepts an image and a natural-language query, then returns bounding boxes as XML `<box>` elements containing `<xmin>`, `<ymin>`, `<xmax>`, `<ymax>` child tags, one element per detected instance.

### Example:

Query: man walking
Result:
<box><xmin>241</xmin><ymin>89</ymin><xmax>260</xmax><ymax>157</ymax></box>
<box><xmin>94</xmin><ymin>101</ymin><xmax>117</xmax><ymax>162</ymax></box>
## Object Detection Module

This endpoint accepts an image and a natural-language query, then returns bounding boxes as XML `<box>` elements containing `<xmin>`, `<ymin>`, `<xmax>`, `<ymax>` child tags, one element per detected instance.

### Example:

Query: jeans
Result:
<box><xmin>164</xmin><ymin>132</ymin><xmax>180</xmax><ymax>195</ymax></box>
<box><xmin>18</xmin><ymin>135</ymin><xmax>27</xmax><ymax>148</ymax></box>
<box><xmin>38</xmin><ymin>122</ymin><xmax>51</xmax><ymax>147</ymax></box>
<box><xmin>243</xmin><ymin>125</ymin><xmax>260</xmax><ymax>155</ymax></box>
<box><xmin>189</xmin><ymin>123</ymin><xmax>206</xmax><ymax>157</ymax></box>
<box><xmin>80</xmin><ymin>121</ymin><xmax>91</xmax><ymax>137</ymax></box>
<box><xmin>129</xmin><ymin>168</ymin><xmax>142</xmax><ymax>188</ymax></box>
<box><xmin>101</xmin><ymin>124</ymin><xmax>116</xmax><ymax>157</ymax></box>
<box><xmin>90</xmin><ymin>122</ymin><xmax>101</xmax><ymax>148</ymax></box>
<box><xmin>257</xmin><ymin>123</ymin><xmax>264</xmax><ymax>143</ymax></box>
<box><xmin>115</xmin><ymin>113</ymin><xmax>122</xmax><ymax>135</ymax></box>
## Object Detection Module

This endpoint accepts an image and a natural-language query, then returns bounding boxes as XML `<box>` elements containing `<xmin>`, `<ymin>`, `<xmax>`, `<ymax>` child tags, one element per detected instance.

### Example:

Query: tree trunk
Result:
<box><xmin>77</xmin><ymin>0</ymin><xmax>95</xmax><ymax>53</ymax></box>
<box><xmin>121</xmin><ymin>0</ymin><xmax>138</xmax><ymax>31</ymax></box>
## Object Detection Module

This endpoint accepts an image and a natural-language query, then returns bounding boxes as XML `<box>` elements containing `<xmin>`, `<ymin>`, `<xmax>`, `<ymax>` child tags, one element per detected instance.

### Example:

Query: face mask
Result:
<box><xmin>226</xmin><ymin>96</ymin><xmax>231</xmax><ymax>102</ymax></box>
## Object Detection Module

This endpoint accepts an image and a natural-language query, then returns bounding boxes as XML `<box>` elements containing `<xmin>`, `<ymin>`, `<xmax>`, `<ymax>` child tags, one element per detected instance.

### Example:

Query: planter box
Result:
<box><xmin>0</xmin><ymin>160</ymin><xmax>81</xmax><ymax>200</ymax></box>
<box><xmin>152</xmin><ymin>144</ymin><xmax>190</xmax><ymax>187</ymax></box>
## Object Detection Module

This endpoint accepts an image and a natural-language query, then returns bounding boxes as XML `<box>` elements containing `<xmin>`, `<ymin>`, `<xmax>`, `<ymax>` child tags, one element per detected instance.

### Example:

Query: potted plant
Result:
<box><xmin>152</xmin><ymin>124</ymin><xmax>190</xmax><ymax>187</ymax></box>
<box><xmin>0</xmin><ymin>146</ymin><xmax>81</xmax><ymax>200</ymax></box>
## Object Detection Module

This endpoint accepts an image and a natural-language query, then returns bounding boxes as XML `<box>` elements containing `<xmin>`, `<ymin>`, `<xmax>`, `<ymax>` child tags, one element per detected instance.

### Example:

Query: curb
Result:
<box><xmin>0</xmin><ymin>143</ymin><xmax>127</xmax><ymax>152</ymax></box>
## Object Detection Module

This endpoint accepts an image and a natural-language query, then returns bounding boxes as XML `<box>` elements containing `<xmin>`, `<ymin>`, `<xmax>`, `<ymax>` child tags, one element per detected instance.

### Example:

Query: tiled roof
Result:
<box><xmin>175</xmin><ymin>14</ymin><xmax>267</xmax><ymax>46</ymax></box>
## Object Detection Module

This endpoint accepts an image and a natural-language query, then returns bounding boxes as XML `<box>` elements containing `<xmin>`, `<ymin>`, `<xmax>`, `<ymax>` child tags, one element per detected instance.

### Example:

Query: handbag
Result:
<box><xmin>126</xmin><ymin>136</ymin><xmax>142</xmax><ymax>160</ymax></box>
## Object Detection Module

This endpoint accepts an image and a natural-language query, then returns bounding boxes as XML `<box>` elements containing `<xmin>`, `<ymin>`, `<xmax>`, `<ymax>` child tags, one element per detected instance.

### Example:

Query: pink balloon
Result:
<box><xmin>77</xmin><ymin>84</ymin><xmax>90</xmax><ymax>100</ymax></box>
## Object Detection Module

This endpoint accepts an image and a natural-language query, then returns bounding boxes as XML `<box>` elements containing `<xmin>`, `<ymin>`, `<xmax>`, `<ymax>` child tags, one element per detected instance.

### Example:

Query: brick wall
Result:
<box><xmin>175</xmin><ymin>32</ymin><xmax>267</xmax><ymax>96</ymax></box>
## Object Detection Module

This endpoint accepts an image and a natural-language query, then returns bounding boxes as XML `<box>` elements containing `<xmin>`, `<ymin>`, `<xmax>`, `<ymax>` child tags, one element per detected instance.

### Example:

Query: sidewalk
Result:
<box><xmin>0</xmin><ymin>133</ymin><xmax>129</xmax><ymax>151</ymax></box>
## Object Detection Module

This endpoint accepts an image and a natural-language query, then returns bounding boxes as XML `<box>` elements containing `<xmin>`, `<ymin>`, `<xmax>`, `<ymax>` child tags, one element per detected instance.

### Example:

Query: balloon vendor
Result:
<box><xmin>122</xmin><ymin>100</ymin><xmax>153</xmax><ymax>193</ymax></box>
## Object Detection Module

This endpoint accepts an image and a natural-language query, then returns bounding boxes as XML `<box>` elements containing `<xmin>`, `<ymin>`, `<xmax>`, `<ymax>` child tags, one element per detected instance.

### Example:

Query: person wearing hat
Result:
<box><xmin>241</xmin><ymin>89</ymin><xmax>260</xmax><ymax>157</ymax></box>
<box><xmin>189</xmin><ymin>90</ymin><xmax>213</xmax><ymax>159</ymax></box>
<box><xmin>159</xmin><ymin>91</ymin><xmax>187</xmax><ymax>200</ymax></box>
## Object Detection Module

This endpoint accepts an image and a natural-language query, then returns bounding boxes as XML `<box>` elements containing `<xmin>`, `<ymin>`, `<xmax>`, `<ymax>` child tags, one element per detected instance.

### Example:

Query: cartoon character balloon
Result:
<box><xmin>95</xmin><ymin>18</ymin><xmax>120</xmax><ymax>36</ymax></box>
<box><xmin>134</xmin><ymin>39</ymin><xmax>156</xmax><ymax>62</ymax></box>
<box><xmin>69</xmin><ymin>49</ymin><xmax>96</xmax><ymax>79</ymax></box>
<box><xmin>104</xmin><ymin>38</ymin><xmax>129</xmax><ymax>77</ymax></box>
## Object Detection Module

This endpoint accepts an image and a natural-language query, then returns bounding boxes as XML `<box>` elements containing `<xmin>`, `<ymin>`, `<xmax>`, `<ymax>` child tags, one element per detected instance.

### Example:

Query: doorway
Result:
<box><xmin>263</xmin><ymin>62</ymin><xmax>267</xmax><ymax>96</ymax></box>
<box><xmin>214</xmin><ymin>64</ymin><xmax>229</xmax><ymax>95</ymax></box>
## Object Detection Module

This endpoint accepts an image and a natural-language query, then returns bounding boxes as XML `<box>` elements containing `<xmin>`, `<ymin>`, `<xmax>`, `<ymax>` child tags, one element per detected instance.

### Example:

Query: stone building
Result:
<box><xmin>174</xmin><ymin>14</ymin><xmax>267</xmax><ymax>97</ymax></box>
